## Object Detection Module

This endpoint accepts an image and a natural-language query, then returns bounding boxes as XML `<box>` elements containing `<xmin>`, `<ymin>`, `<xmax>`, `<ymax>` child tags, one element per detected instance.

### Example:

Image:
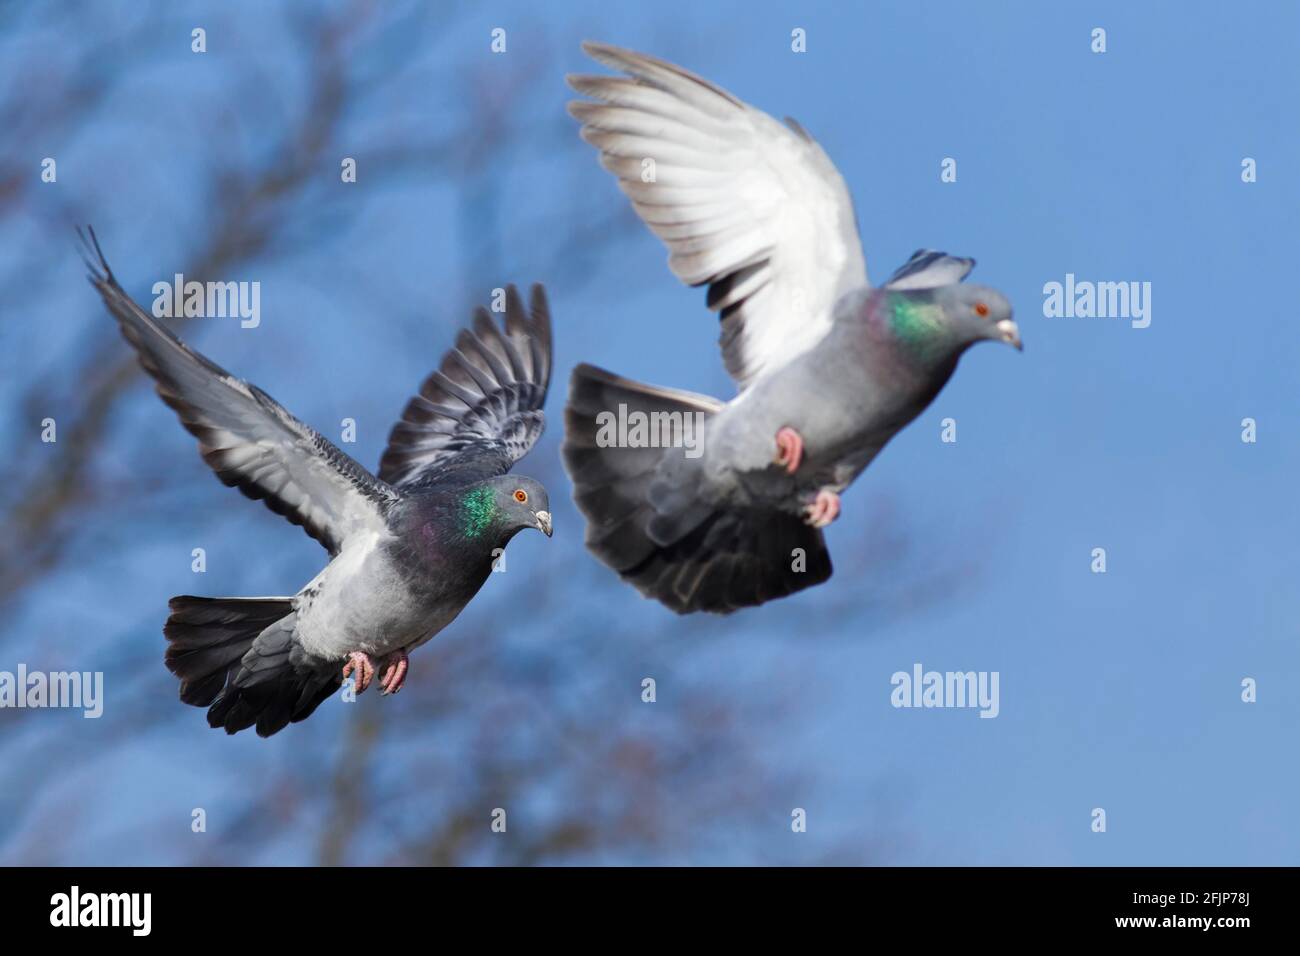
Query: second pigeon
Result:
<box><xmin>561</xmin><ymin>43</ymin><xmax>1021</xmax><ymax>614</ymax></box>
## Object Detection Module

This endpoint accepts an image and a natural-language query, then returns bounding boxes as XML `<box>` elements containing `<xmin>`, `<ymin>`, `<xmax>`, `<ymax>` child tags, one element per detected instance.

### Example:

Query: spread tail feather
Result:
<box><xmin>164</xmin><ymin>595</ymin><xmax>339</xmax><ymax>737</ymax></box>
<box><xmin>562</xmin><ymin>363</ymin><xmax>832</xmax><ymax>614</ymax></box>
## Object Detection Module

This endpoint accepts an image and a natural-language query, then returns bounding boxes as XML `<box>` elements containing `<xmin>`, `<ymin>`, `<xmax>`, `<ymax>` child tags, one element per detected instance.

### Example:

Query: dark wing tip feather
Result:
<box><xmin>528</xmin><ymin>283</ymin><xmax>551</xmax><ymax>338</ymax></box>
<box><xmin>378</xmin><ymin>282</ymin><xmax>554</xmax><ymax>487</ymax></box>
<box><xmin>783</xmin><ymin>116</ymin><xmax>813</xmax><ymax>141</ymax></box>
<box><xmin>526</xmin><ymin>283</ymin><xmax>552</xmax><ymax>392</ymax></box>
<box><xmin>76</xmin><ymin>224</ymin><xmax>114</xmax><ymax>287</ymax></box>
<box><xmin>577</xmin><ymin>40</ymin><xmax>746</xmax><ymax>108</ymax></box>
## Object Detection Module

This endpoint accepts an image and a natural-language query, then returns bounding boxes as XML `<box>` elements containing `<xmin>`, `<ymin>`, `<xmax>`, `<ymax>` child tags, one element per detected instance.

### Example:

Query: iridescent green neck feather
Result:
<box><xmin>460</xmin><ymin>485</ymin><xmax>499</xmax><ymax>539</ymax></box>
<box><xmin>886</xmin><ymin>293</ymin><xmax>947</xmax><ymax>359</ymax></box>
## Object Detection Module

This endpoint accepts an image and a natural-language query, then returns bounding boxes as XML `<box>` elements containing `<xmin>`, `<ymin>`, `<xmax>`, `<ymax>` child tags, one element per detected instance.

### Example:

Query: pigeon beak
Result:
<box><xmin>535</xmin><ymin>510</ymin><xmax>553</xmax><ymax>537</ymax></box>
<box><xmin>995</xmin><ymin>319</ymin><xmax>1022</xmax><ymax>351</ymax></box>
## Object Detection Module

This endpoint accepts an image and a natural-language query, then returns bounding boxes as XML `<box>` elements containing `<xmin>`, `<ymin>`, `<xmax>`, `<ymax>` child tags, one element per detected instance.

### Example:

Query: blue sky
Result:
<box><xmin>3</xmin><ymin>0</ymin><xmax>1297</xmax><ymax>864</ymax></box>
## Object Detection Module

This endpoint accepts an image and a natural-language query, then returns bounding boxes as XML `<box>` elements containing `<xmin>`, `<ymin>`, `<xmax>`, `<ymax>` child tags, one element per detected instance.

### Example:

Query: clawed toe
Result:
<box><xmin>342</xmin><ymin>651</ymin><xmax>376</xmax><ymax>694</ymax></box>
<box><xmin>803</xmin><ymin>489</ymin><xmax>841</xmax><ymax>529</ymax></box>
<box><xmin>342</xmin><ymin>649</ymin><xmax>410</xmax><ymax>696</ymax></box>
<box><xmin>379</xmin><ymin>649</ymin><xmax>409</xmax><ymax>696</ymax></box>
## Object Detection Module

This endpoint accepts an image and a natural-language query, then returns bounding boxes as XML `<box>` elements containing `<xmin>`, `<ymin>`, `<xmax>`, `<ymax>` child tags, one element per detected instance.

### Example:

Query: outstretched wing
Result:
<box><xmin>378</xmin><ymin>284</ymin><xmax>552</xmax><ymax>488</ymax></box>
<box><xmin>81</xmin><ymin>228</ymin><xmax>396</xmax><ymax>556</ymax></box>
<box><xmin>568</xmin><ymin>41</ymin><xmax>867</xmax><ymax>389</ymax></box>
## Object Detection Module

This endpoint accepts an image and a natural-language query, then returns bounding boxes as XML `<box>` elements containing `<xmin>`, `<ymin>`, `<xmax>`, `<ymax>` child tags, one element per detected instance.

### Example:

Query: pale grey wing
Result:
<box><xmin>82</xmin><ymin>229</ymin><xmax>396</xmax><ymax>556</ymax></box>
<box><xmin>568</xmin><ymin>41</ymin><xmax>867</xmax><ymax>389</ymax></box>
<box><xmin>378</xmin><ymin>284</ymin><xmax>552</xmax><ymax>488</ymax></box>
<box><xmin>883</xmin><ymin>249</ymin><xmax>975</xmax><ymax>289</ymax></box>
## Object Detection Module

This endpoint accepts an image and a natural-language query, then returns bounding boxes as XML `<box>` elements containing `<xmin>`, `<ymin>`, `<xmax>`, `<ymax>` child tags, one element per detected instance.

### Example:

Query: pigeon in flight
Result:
<box><xmin>81</xmin><ymin>229</ymin><xmax>553</xmax><ymax>736</ymax></box>
<box><xmin>561</xmin><ymin>43</ymin><xmax>1020</xmax><ymax>614</ymax></box>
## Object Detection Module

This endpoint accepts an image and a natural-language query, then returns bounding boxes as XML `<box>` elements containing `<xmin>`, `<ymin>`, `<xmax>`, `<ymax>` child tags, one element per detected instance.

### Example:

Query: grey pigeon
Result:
<box><xmin>561</xmin><ymin>43</ymin><xmax>1020</xmax><ymax>614</ymax></box>
<box><xmin>81</xmin><ymin>229</ymin><xmax>553</xmax><ymax>736</ymax></box>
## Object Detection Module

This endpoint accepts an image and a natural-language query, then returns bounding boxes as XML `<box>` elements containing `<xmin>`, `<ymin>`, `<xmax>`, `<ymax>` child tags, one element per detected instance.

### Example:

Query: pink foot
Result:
<box><xmin>803</xmin><ymin>489</ymin><xmax>841</xmax><ymax>529</ymax></box>
<box><xmin>342</xmin><ymin>651</ymin><xmax>377</xmax><ymax>694</ymax></box>
<box><xmin>379</xmin><ymin>649</ymin><xmax>409</xmax><ymax>696</ymax></box>
<box><xmin>774</xmin><ymin>426</ymin><xmax>804</xmax><ymax>474</ymax></box>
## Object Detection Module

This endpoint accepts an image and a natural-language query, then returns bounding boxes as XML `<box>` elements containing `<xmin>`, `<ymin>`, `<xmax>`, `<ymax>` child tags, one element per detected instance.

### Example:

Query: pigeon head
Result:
<box><xmin>932</xmin><ymin>284</ymin><xmax>1021</xmax><ymax>351</ymax></box>
<box><xmin>459</xmin><ymin>476</ymin><xmax>552</xmax><ymax>543</ymax></box>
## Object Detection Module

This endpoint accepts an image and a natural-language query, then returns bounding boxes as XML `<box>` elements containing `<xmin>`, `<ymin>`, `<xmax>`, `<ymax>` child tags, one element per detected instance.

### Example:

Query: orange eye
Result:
<box><xmin>974</xmin><ymin>302</ymin><xmax>990</xmax><ymax>318</ymax></box>
<box><xmin>513</xmin><ymin>489</ymin><xmax>528</xmax><ymax>503</ymax></box>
